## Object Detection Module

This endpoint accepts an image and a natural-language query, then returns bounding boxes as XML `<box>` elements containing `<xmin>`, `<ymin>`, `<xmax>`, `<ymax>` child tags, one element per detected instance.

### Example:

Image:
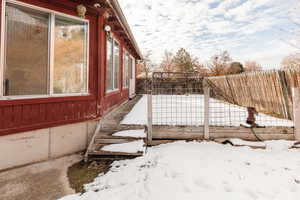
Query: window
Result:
<box><xmin>4</xmin><ymin>3</ymin><xmax>49</xmax><ymax>96</ymax></box>
<box><xmin>123</xmin><ymin>51</ymin><xmax>129</xmax><ymax>88</ymax></box>
<box><xmin>129</xmin><ymin>56</ymin><xmax>133</xmax><ymax>79</ymax></box>
<box><xmin>0</xmin><ymin>1</ymin><xmax>89</xmax><ymax>98</ymax></box>
<box><xmin>106</xmin><ymin>37</ymin><xmax>113</xmax><ymax>91</ymax></box>
<box><xmin>54</xmin><ymin>16</ymin><xmax>88</xmax><ymax>94</ymax></box>
<box><xmin>123</xmin><ymin>51</ymin><xmax>134</xmax><ymax>88</ymax></box>
<box><xmin>106</xmin><ymin>36</ymin><xmax>120</xmax><ymax>92</ymax></box>
<box><xmin>114</xmin><ymin>41</ymin><xmax>120</xmax><ymax>90</ymax></box>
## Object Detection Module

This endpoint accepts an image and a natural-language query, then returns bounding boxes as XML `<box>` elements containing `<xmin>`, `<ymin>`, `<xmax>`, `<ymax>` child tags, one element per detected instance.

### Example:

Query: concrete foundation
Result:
<box><xmin>0</xmin><ymin>120</ymin><xmax>99</xmax><ymax>171</ymax></box>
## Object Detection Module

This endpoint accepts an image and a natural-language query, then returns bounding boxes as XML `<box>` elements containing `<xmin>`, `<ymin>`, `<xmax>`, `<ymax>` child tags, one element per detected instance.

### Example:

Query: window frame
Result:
<box><xmin>106</xmin><ymin>35</ymin><xmax>120</xmax><ymax>93</ymax></box>
<box><xmin>129</xmin><ymin>55</ymin><xmax>135</xmax><ymax>80</ymax></box>
<box><xmin>0</xmin><ymin>0</ymin><xmax>90</xmax><ymax>100</ymax></box>
<box><xmin>123</xmin><ymin>50</ymin><xmax>129</xmax><ymax>89</ymax></box>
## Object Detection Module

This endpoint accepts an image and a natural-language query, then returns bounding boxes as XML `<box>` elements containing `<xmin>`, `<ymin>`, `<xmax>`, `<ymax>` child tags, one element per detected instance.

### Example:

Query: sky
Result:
<box><xmin>119</xmin><ymin>0</ymin><xmax>300</xmax><ymax>68</ymax></box>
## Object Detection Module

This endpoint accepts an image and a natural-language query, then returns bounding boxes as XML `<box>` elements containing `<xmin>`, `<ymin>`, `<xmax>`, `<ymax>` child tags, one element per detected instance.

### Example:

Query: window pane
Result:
<box><xmin>129</xmin><ymin>57</ymin><xmax>133</xmax><ymax>79</ymax></box>
<box><xmin>114</xmin><ymin>41</ymin><xmax>120</xmax><ymax>89</ymax></box>
<box><xmin>106</xmin><ymin>38</ymin><xmax>113</xmax><ymax>91</ymax></box>
<box><xmin>53</xmin><ymin>16</ymin><xmax>88</xmax><ymax>94</ymax></box>
<box><xmin>124</xmin><ymin>52</ymin><xmax>129</xmax><ymax>88</ymax></box>
<box><xmin>131</xmin><ymin>58</ymin><xmax>135</xmax><ymax>79</ymax></box>
<box><xmin>123</xmin><ymin>52</ymin><xmax>127</xmax><ymax>87</ymax></box>
<box><xmin>4</xmin><ymin>3</ymin><xmax>49</xmax><ymax>96</ymax></box>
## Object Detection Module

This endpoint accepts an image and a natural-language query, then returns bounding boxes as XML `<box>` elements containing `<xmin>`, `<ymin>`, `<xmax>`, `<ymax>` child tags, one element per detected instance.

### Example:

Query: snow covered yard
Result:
<box><xmin>60</xmin><ymin>141</ymin><xmax>300</xmax><ymax>200</ymax></box>
<box><xmin>121</xmin><ymin>95</ymin><xmax>293</xmax><ymax>127</ymax></box>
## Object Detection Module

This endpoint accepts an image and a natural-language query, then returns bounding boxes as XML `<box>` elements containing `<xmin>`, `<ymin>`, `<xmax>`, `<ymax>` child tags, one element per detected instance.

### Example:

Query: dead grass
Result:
<box><xmin>67</xmin><ymin>160</ymin><xmax>113</xmax><ymax>193</ymax></box>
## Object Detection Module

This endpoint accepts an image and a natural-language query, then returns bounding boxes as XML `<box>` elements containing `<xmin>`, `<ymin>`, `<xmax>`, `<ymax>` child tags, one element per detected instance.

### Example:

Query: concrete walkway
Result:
<box><xmin>0</xmin><ymin>154</ymin><xmax>81</xmax><ymax>200</ymax></box>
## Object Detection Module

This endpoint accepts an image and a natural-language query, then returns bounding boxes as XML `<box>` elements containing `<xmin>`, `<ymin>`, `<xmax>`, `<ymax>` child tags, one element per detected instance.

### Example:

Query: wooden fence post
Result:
<box><xmin>204</xmin><ymin>86</ymin><xmax>210</xmax><ymax>140</ymax></box>
<box><xmin>293</xmin><ymin>87</ymin><xmax>300</xmax><ymax>141</ymax></box>
<box><xmin>147</xmin><ymin>92</ymin><xmax>153</xmax><ymax>145</ymax></box>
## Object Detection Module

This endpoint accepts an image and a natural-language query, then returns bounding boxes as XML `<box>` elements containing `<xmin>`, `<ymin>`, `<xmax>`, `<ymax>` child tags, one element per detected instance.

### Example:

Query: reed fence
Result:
<box><xmin>206</xmin><ymin>69</ymin><xmax>300</xmax><ymax>120</ymax></box>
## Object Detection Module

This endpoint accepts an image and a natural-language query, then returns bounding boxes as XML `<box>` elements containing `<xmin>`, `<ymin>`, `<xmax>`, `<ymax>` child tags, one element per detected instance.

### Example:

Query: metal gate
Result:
<box><xmin>147</xmin><ymin>72</ymin><xmax>204</xmax><ymax>143</ymax></box>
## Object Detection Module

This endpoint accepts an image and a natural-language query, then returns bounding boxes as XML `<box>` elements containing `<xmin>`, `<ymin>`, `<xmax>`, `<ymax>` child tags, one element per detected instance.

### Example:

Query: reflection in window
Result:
<box><xmin>106</xmin><ymin>37</ymin><xmax>120</xmax><ymax>92</ymax></box>
<box><xmin>129</xmin><ymin>57</ymin><xmax>133</xmax><ymax>79</ymax></box>
<box><xmin>106</xmin><ymin>38</ymin><xmax>113</xmax><ymax>91</ymax></box>
<box><xmin>54</xmin><ymin>16</ymin><xmax>88</xmax><ymax>94</ymax></box>
<box><xmin>2</xmin><ymin>2</ymin><xmax>89</xmax><ymax>97</ymax></box>
<box><xmin>114</xmin><ymin>41</ymin><xmax>120</xmax><ymax>90</ymax></box>
<box><xmin>123</xmin><ymin>52</ymin><xmax>129</xmax><ymax>88</ymax></box>
<box><xmin>4</xmin><ymin>3</ymin><xmax>49</xmax><ymax>96</ymax></box>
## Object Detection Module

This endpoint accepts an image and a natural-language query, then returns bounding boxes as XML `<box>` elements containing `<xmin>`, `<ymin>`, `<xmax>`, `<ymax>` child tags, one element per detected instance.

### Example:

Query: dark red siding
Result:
<box><xmin>0</xmin><ymin>0</ymin><xmax>136</xmax><ymax>136</ymax></box>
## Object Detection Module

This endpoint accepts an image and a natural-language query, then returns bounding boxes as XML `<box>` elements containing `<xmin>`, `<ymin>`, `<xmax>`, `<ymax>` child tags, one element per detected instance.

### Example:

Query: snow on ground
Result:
<box><xmin>59</xmin><ymin>141</ymin><xmax>300</xmax><ymax>200</ymax></box>
<box><xmin>121</xmin><ymin>95</ymin><xmax>293</xmax><ymax>127</ymax></box>
<box><xmin>121</xmin><ymin>95</ymin><xmax>148</xmax><ymax>125</ymax></box>
<box><xmin>264</xmin><ymin>140</ymin><xmax>296</xmax><ymax>151</ymax></box>
<box><xmin>112</xmin><ymin>129</ymin><xmax>146</xmax><ymax>138</ymax></box>
<box><xmin>101</xmin><ymin>140</ymin><xmax>145</xmax><ymax>153</ymax></box>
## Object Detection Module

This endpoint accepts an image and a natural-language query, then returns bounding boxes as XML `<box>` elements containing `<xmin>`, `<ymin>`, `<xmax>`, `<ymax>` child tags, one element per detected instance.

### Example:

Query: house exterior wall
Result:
<box><xmin>0</xmin><ymin>0</ymin><xmax>139</xmax><ymax>137</ymax></box>
<box><xmin>0</xmin><ymin>119</ymin><xmax>99</xmax><ymax>171</ymax></box>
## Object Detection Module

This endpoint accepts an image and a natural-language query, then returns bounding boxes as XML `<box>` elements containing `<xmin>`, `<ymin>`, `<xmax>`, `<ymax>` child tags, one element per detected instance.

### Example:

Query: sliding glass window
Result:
<box><xmin>54</xmin><ymin>16</ymin><xmax>88</xmax><ymax>94</ymax></box>
<box><xmin>0</xmin><ymin>1</ymin><xmax>89</xmax><ymax>98</ymax></box>
<box><xmin>4</xmin><ymin>3</ymin><xmax>49</xmax><ymax>96</ymax></box>
<box><xmin>106</xmin><ymin>36</ymin><xmax>120</xmax><ymax>92</ymax></box>
<box><xmin>123</xmin><ymin>51</ymin><xmax>129</xmax><ymax>88</ymax></box>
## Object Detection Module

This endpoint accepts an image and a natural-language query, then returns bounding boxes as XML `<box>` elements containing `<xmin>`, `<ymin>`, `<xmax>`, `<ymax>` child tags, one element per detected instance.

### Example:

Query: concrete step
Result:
<box><xmin>86</xmin><ymin>95</ymin><xmax>145</xmax><ymax>159</ymax></box>
<box><xmin>90</xmin><ymin>144</ymin><xmax>144</xmax><ymax>156</ymax></box>
<box><xmin>94</xmin><ymin>138</ymin><xmax>143</xmax><ymax>145</ymax></box>
<box><xmin>95</xmin><ymin>131</ymin><xmax>145</xmax><ymax>140</ymax></box>
<box><xmin>148</xmin><ymin>140</ymin><xmax>176</xmax><ymax>146</ymax></box>
<box><xmin>89</xmin><ymin>150</ymin><xmax>143</xmax><ymax>157</ymax></box>
<box><xmin>100</xmin><ymin>124</ymin><xmax>146</xmax><ymax>131</ymax></box>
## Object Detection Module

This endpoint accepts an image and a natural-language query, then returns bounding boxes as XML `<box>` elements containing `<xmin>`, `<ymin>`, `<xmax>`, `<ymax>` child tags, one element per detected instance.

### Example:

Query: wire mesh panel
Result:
<box><xmin>147</xmin><ymin>71</ymin><xmax>295</xmax><ymax>143</ymax></box>
<box><xmin>152</xmin><ymin>72</ymin><xmax>204</xmax><ymax>126</ymax></box>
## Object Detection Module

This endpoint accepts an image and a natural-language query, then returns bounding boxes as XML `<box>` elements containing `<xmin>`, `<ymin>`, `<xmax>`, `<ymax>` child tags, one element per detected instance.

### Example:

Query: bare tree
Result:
<box><xmin>281</xmin><ymin>53</ymin><xmax>300</xmax><ymax>69</ymax></box>
<box><xmin>208</xmin><ymin>50</ymin><xmax>232</xmax><ymax>76</ymax></box>
<box><xmin>195</xmin><ymin>63</ymin><xmax>209</xmax><ymax>76</ymax></box>
<box><xmin>244</xmin><ymin>60</ymin><xmax>262</xmax><ymax>72</ymax></box>
<box><xmin>138</xmin><ymin>53</ymin><xmax>154</xmax><ymax>78</ymax></box>
<box><xmin>160</xmin><ymin>50</ymin><xmax>175</xmax><ymax>72</ymax></box>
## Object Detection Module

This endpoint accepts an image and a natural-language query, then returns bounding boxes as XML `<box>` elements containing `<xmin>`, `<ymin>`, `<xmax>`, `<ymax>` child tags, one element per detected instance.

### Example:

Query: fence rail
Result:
<box><xmin>146</xmin><ymin>71</ymin><xmax>296</xmax><ymax>143</ymax></box>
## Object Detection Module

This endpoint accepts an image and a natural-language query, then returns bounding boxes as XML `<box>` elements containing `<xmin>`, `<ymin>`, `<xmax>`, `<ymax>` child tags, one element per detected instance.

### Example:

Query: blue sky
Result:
<box><xmin>119</xmin><ymin>0</ymin><xmax>300</xmax><ymax>68</ymax></box>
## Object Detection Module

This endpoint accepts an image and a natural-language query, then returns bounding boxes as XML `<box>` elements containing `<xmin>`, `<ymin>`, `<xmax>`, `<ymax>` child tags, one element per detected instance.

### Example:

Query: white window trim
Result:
<box><xmin>130</xmin><ymin>55</ymin><xmax>135</xmax><ymax>80</ymax></box>
<box><xmin>0</xmin><ymin>0</ymin><xmax>90</xmax><ymax>100</ymax></box>
<box><xmin>106</xmin><ymin>36</ymin><xmax>120</xmax><ymax>93</ymax></box>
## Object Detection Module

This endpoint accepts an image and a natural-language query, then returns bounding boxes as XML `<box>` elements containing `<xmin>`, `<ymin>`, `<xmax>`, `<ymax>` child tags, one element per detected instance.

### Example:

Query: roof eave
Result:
<box><xmin>107</xmin><ymin>0</ymin><xmax>143</xmax><ymax>60</ymax></box>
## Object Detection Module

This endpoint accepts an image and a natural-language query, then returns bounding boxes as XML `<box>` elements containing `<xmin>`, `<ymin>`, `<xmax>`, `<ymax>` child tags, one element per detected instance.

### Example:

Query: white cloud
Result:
<box><xmin>120</xmin><ymin>0</ymin><xmax>300</xmax><ymax>67</ymax></box>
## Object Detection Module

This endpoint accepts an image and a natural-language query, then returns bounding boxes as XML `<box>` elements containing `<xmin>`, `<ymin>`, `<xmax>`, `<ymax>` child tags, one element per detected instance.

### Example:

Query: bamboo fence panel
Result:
<box><xmin>206</xmin><ymin>69</ymin><xmax>300</xmax><ymax>120</ymax></box>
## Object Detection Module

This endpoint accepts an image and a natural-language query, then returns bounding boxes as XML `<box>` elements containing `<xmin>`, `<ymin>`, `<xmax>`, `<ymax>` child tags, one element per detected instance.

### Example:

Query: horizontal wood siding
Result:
<box><xmin>0</xmin><ymin>0</ymin><xmax>135</xmax><ymax>136</ymax></box>
<box><xmin>0</xmin><ymin>100</ymin><xmax>97</xmax><ymax>136</ymax></box>
<box><xmin>0</xmin><ymin>0</ymin><xmax>99</xmax><ymax>136</ymax></box>
<box><xmin>101</xmin><ymin>89</ymin><xmax>129</xmax><ymax>115</ymax></box>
